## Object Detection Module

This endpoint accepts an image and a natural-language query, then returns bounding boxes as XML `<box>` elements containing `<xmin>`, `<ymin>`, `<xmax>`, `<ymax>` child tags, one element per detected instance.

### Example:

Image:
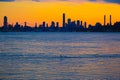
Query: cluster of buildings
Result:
<box><xmin>0</xmin><ymin>13</ymin><xmax>120</xmax><ymax>32</ymax></box>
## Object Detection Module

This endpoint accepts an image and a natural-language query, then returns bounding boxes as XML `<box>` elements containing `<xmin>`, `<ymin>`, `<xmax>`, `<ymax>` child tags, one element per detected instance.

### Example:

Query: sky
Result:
<box><xmin>0</xmin><ymin>0</ymin><xmax>120</xmax><ymax>27</ymax></box>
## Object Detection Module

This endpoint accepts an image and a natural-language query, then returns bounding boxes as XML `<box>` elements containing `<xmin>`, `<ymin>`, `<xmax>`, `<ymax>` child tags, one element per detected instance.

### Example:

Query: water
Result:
<box><xmin>0</xmin><ymin>32</ymin><xmax>120</xmax><ymax>80</ymax></box>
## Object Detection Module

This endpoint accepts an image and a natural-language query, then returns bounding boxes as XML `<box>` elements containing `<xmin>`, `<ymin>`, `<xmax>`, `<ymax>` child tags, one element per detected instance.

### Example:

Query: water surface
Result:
<box><xmin>0</xmin><ymin>32</ymin><xmax>120</xmax><ymax>80</ymax></box>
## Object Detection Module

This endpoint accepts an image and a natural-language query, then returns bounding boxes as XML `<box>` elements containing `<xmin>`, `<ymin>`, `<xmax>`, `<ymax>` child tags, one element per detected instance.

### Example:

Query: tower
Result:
<box><xmin>43</xmin><ymin>21</ymin><xmax>45</xmax><ymax>27</ymax></box>
<box><xmin>3</xmin><ymin>16</ymin><xmax>8</xmax><ymax>27</ymax></box>
<box><xmin>84</xmin><ymin>22</ymin><xmax>87</xmax><ymax>29</ymax></box>
<box><xmin>24</xmin><ymin>22</ymin><xmax>27</xmax><ymax>27</ymax></box>
<box><xmin>77</xmin><ymin>20</ymin><xmax>80</xmax><ymax>27</ymax></box>
<box><xmin>63</xmin><ymin>13</ymin><xmax>66</xmax><ymax>28</ymax></box>
<box><xmin>68</xmin><ymin>18</ymin><xmax>71</xmax><ymax>25</ymax></box>
<box><xmin>51</xmin><ymin>21</ymin><xmax>55</xmax><ymax>28</ymax></box>
<box><xmin>35</xmin><ymin>23</ymin><xmax>37</xmax><ymax>28</ymax></box>
<box><xmin>81</xmin><ymin>21</ymin><xmax>83</xmax><ymax>26</ymax></box>
<box><xmin>104</xmin><ymin>15</ymin><xmax>106</xmax><ymax>26</ymax></box>
<box><xmin>56</xmin><ymin>22</ymin><xmax>59</xmax><ymax>28</ymax></box>
<box><xmin>46</xmin><ymin>24</ymin><xmax>48</xmax><ymax>28</ymax></box>
<box><xmin>110</xmin><ymin>15</ymin><xmax>112</xmax><ymax>26</ymax></box>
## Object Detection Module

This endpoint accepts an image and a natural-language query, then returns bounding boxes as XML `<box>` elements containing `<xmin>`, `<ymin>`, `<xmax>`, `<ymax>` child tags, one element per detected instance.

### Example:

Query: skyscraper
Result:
<box><xmin>63</xmin><ymin>13</ymin><xmax>66</xmax><ymax>28</ymax></box>
<box><xmin>46</xmin><ymin>24</ymin><xmax>48</xmax><ymax>28</ymax></box>
<box><xmin>3</xmin><ymin>16</ymin><xmax>8</xmax><ymax>27</ymax></box>
<box><xmin>104</xmin><ymin>15</ymin><xmax>106</xmax><ymax>26</ymax></box>
<box><xmin>56</xmin><ymin>22</ymin><xmax>59</xmax><ymax>28</ymax></box>
<box><xmin>81</xmin><ymin>21</ymin><xmax>83</xmax><ymax>26</ymax></box>
<box><xmin>35</xmin><ymin>23</ymin><xmax>37</xmax><ymax>28</ymax></box>
<box><xmin>84</xmin><ymin>22</ymin><xmax>87</xmax><ymax>28</ymax></box>
<box><xmin>110</xmin><ymin>15</ymin><xmax>112</xmax><ymax>26</ymax></box>
<box><xmin>68</xmin><ymin>18</ymin><xmax>71</xmax><ymax>25</ymax></box>
<box><xmin>77</xmin><ymin>20</ymin><xmax>80</xmax><ymax>27</ymax></box>
<box><xmin>24</xmin><ymin>22</ymin><xmax>27</xmax><ymax>27</ymax></box>
<box><xmin>51</xmin><ymin>21</ymin><xmax>55</xmax><ymax>28</ymax></box>
<box><xmin>43</xmin><ymin>21</ymin><xmax>46</xmax><ymax>27</ymax></box>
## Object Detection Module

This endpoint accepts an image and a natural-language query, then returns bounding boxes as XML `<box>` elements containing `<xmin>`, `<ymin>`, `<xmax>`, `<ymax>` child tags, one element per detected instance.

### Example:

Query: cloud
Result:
<box><xmin>32</xmin><ymin>0</ymin><xmax>91</xmax><ymax>2</ymax></box>
<box><xmin>34</xmin><ymin>0</ymin><xmax>69</xmax><ymax>1</ymax></box>
<box><xmin>32</xmin><ymin>0</ymin><xmax>49</xmax><ymax>1</ymax></box>
<box><xmin>32</xmin><ymin>0</ymin><xmax>120</xmax><ymax>4</ymax></box>
<box><xmin>87</xmin><ymin>0</ymin><xmax>120</xmax><ymax>4</ymax></box>
<box><xmin>105</xmin><ymin>0</ymin><xmax>120</xmax><ymax>4</ymax></box>
<box><xmin>0</xmin><ymin>0</ymin><xmax>15</xmax><ymax>1</ymax></box>
<box><xmin>0</xmin><ymin>0</ymin><xmax>120</xmax><ymax>4</ymax></box>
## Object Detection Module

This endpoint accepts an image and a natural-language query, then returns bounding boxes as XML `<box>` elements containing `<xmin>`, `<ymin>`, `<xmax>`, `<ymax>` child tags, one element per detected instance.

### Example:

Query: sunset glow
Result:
<box><xmin>0</xmin><ymin>0</ymin><xmax>120</xmax><ymax>27</ymax></box>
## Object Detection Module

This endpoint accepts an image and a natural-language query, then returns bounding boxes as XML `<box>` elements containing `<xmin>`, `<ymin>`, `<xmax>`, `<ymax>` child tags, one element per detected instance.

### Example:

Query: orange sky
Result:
<box><xmin>0</xmin><ymin>1</ymin><xmax>120</xmax><ymax>27</ymax></box>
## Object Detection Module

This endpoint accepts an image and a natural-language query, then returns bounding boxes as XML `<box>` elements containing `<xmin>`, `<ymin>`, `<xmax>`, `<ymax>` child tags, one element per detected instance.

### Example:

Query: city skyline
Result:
<box><xmin>1</xmin><ymin>13</ymin><xmax>120</xmax><ymax>32</ymax></box>
<box><xmin>0</xmin><ymin>13</ymin><xmax>118</xmax><ymax>28</ymax></box>
<box><xmin>1</xmin><ymin>13</ymin><xmax>117</xmax><ymax>27</ymax></box>
<box><xmin>0</xmin><ymin>0</ymin><xmax>120</xmax><ymax>27</ymax></box>
<box><xmin>1</xmin><ymin>13</ymin><xmax>117</xmax><ymax>26</ymax></box>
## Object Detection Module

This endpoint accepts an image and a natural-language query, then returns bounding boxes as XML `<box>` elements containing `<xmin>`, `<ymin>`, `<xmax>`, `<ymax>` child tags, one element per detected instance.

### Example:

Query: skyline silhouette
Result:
<box><xmin>0</xmin><ymin>13</ymin><xmax>120</xmax><ymax>32</ymax></box>
<box><xmin>0</xmin><ymin>1</ymin><xmax>120</xmax><ymax>27</ymax></box>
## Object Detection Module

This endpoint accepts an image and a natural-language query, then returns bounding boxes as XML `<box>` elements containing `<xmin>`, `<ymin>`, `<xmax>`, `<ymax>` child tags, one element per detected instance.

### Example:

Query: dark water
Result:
<box><xmin>0</xmin><ymin>32</ymin><xmax>120</xmax><ymax>80</ymax></box>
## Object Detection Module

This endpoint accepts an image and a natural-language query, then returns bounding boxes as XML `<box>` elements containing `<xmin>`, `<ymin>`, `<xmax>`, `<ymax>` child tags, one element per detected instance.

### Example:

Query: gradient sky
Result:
<box><xmin>0</xmin><ymin>0</ymin><xmax>120</xmax><ymax>27</ymax></box>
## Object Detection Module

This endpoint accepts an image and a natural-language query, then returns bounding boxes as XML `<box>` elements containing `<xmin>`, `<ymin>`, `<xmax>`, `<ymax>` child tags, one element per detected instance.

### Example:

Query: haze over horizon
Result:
<box><xmin>0</xmin><ymin>0</ymin><xmax>120</xmax><ymax>27</ymax></box>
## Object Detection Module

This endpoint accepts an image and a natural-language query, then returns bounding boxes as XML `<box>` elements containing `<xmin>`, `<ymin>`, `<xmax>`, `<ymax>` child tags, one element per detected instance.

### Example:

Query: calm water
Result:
<box><xmin>0</xmin><ymin>32</ymin><xmax>120</xmax><ymax>80</ymax></box>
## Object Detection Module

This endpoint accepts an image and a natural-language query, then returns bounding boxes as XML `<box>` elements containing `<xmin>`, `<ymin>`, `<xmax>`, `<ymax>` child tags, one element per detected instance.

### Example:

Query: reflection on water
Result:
<box><xmin>0</xmin><ymin>32</ymin><xmax>120</xmax><ymax>79</ymax></box>
<box><xmin>0</xmin><ymin>32</ymin><xmax>120</xmax><ymax>54</ymax></box>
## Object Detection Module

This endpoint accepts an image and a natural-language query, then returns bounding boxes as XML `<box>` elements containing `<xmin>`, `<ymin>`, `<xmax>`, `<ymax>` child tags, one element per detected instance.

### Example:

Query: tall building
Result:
<box><xmin>24</xmin><ymin>22</ymin><xmax>27</xmax><ymax>27</ymax></box>
<box><xmin>81</xmin><ymin>21</ymin><xmax>83</xmax><ymax>26</ymax></box>
<box><xmin>51</xmin><ymin>21</ymin><xmax>55</xmax><ymax>28</ymax></box>
<box><xmin>104</xmin><ymin>15</ymin><xmax>106</xmax><ymax>26</ymax></box>
<box><xmin>68</xmin><ymin>18</ymin><xmax>71</xmax><ymax>25</ymax></box>
<box><xmin>63</xmin><ymin>13</ymin><xmax>66</xmax><ymax>28</ymax></box>
<box><xmin>35</xmin><ymin>23</ymin><xmax>37</xmax><ymax>28</ymax></box>
<box><xmin>77</xmin><ymin>20</ymin><xmax>80</xmax><ymax>27</ymax></box>
<box><xmin>56</xmin><ymin>22</ymin><xmax>59</xmax><ymax>28</ymax></box>
<box><xmin>3</xmin><ymin>16</ymin><xmax>8</xmax><ymax>27</ymax></box>
<box><xmin>15</xmin><ymin>22</ymin><xmax>19</xmax><ymax>27</ymax></box>
<box><xmin>46</xmin><ymin>24</ymin><xmax>48</xmax><ymax>28</ymax></box>
<box><xmin>84</xmin><ymin>22</ymin><xmax>87</xmax><ymax>28</ymax></box>
<box><xmin>43</xmin><ymin>21</ymin><xmax>46</xmax><ymax>27</ymax></box>
<box><xmin>110</xmin><ymin>15</ymin><xmax>112</xmax><ymax>26</ymax></box>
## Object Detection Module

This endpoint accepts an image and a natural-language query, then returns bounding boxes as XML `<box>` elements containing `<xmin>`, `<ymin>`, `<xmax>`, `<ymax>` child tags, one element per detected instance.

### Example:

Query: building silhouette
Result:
<box><xmin>56</xmin><ymin>22</ymin><xmax>59</xmax><ymax>28</ymax></box>
<box><xmin>42</xmin><ymin>21</ymin><xmax>46</xmax><ymax>28</ymax></box>
<box><xmin>3</xmin><ymin>16</ymin><xmax>8</xmax><ymax>28</ymax></box>
<box><xmin>81</xmin><ymin>21</ymin><xmax>83</xmax><ymax>26</ymax></box>
<box><xmin>104</xmin><ymin>15</ymin><xmax>106</xmax><ymax>26</ymax></box>
<box><xmin>110</xmin><ymin>15</ymin><xmax>112</xmax><ymax>26</ymax></box>
<box><xmin>4</xmin><ymin>16</ymin><xmax>8</xmax><ymax>27</ymax></box>
<box><xmin>77</xmin><ymin>20</ymin><xmax>80</xmax><ymax>27</ymax></box>
<box><xmin>0</xmin><ymin>13</ymin><xmax>120</xmax><ymax>32</ymax></box>
<box><xmin>63</xmin><ymin>13</ymin><xmax>66</xmax><ymax>28</ymax></box>
<box><xmin>84</xmin><ymin>22</ymin><xmax>87</xmax><ymax>29</ymax></box>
